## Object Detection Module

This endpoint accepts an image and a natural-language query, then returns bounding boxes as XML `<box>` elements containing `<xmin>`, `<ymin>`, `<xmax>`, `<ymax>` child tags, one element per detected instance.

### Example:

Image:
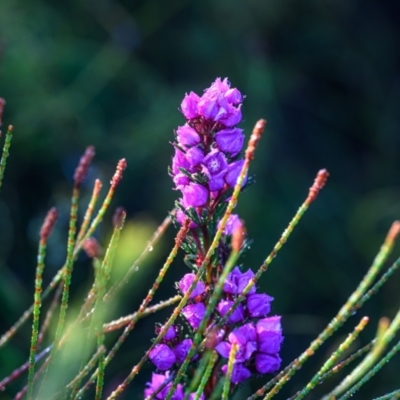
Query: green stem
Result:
<box><xmin>0</xmin><ymin>124</ymin><xmax>13</xmax><ymax>194</ymax></box>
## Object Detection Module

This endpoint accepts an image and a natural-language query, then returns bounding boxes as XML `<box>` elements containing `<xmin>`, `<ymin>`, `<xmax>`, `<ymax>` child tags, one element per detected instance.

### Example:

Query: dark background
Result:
<box><xmin>0</xmin><ymin>0</ymin><xmax>400</xmax><ymax>398</ymax></box>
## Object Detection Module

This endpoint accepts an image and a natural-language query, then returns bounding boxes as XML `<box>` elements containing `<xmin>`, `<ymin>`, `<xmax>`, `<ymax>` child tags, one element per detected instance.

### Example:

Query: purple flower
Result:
<box><xmin>208</xmin><ymin>77</ymin><xmax>231</xmax><ymax>94</ymax></box>
<box><xmin>181</xmin><ymin>92</ymin><xmax>200</xmax><ymax>120</ymax></box>
<box><xmin>172</xmin><ymin>149</ymin><xmax>192</xmax><ymax>175</ymax></box>
<box><xmin>247</xmin><ymin>293</ymin><xmax>274</xmax><ymax>317</ymax></box>
<box><xmin>144</xmin><ymin>372</ymin><xmax>184</xmax><ymax>400</ymax></box>
<box><xmin>149</xmin><ymin>344</ymin><xmax>176</xmax><ymax>370</ymax></box>
<box><xmin>173</xmin><ymin>338</ymin><xmax>193</xmax><ymax>364</ymax></box>
<box><xmin>255</xmin><ymin>352</ymin><xmax>282</xmax><ymax>374</ymax></box>
<box><xmin>217</xmin><ymin>300</ymin><xmax>245</xmax><ymax>324</ymax></box>
<box><xmin>237</xmin><ymin>269</ymin><xmax>256</xmax><ymax>294</ymax></box>
<box><xmin>182</xmin><ymin>183</ymin><xmax>208</xmax><ymax>208</ymax></box>
<box><xmin>218</xmin><ymin>103</ymin><xmax>242</xmax><ymax>127</ymax></box>
<box><xmin>197</xmin><ymin>78</ymin><xmax>243</xmax><ymax>123</ymax></box>
<box><xmin>216</xmin><ymin>323</ymin><xmax>257</xmax><ymax>362</ymax></box>
<box><xmin>161</xmin><ymin>324</ymin><xmax>176</xmax><ymax>341</ymax></box>
<box><xmin>178</xmin><ymin>273</ymin><xmax>206</xmax><ymax>298</ymax></box>
<box><xmin>215</xmin><ymin>128</ymin><xmax>245</xmax><ymax>155</ymax></box>
<box><xmin>225</xmin><ymin>159</ymin><xmax>247</xmax><ymax>188</ymax></box>
<box><xmin>219</xmin><ymin>214</ymin><xmax>242</xmax><ymax>236</ymax></box>
<box><xmin>181</xmin><ymin>302</ymin><xmax>206</xmax><ymax>329</ymax></box>
<box><xmin>256</xmin><ymin>316</ymin><xmax>283</xmax><ymax>354</ymax></box>
<box><xmin>208</xmin><ymin>170</ymin><xmax>226</xmax><ymax>191</ymax></box>
<box><xmin>186</xmin><ymin>146</ymin><xmax>204</xmax><ymax>167</ymax></box>
<box><xmin>173</xmin><ymin>173</ymin><xmax>190</xmax><ymax>189</ymax></box>
<box><xmin>221</xmin><ymin>363</ymin><xmax>251</xmax><ymax>384</ymax></box>
<box><xmin>222</xmin><ymin>267</ymin><xmax>256</xmax><ymax>295</ymax></box>
<box><xmin>202</xmin><ymin>150</ymin><xmax>228</xmax><ymax>176</ymax></box>
<box><xmin>176</xmin><ymin>125</ymin><xmax>201</xmax><ymax>147</ymax></box>
<box><xmin>224</xmin><ymin>88</ymin><xmax>242</xmax><ymax>105</ymax></box>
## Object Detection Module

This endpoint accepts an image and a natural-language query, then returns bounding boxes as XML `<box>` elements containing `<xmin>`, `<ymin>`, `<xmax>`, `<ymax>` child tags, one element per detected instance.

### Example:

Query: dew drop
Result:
<box><xmin>135</xmin><ymin>266</ymin><xmax>139</xmax><ymax>272</ymax></box>
<box><xmin>148</xmin><ymin>246</ymin><xmax>153</xmax><ymax>252</ymax></box>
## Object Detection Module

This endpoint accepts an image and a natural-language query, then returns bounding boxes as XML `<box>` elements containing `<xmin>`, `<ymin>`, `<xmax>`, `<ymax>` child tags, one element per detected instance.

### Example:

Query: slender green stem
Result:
<box><xmin>215</xmin><ymin>169</ymin><xmax>329</xmax><ymax>332</ymax></box>
<box><xmin>193</xmin><ymin>351</ymin><xmax>218</xmax><ymax>400</ymax></box>
<box><xmin>339</xmin><ymin>338</ymin><xmax>400</xmax><ymax>400</ymax></box>
<box><xmin>66</xmin><ymin>345</ymin><xmax>106</xmax><ymax>390</ymax></box>
<box><xmin>76</xmin><ymin>221</ymin><xmax>189</xmax><ymax>398</ymax></box>
<box><xmin>329</xmin><ymin>308</ymin><xmax>400</xmax><ymax>398</ymax></box>
<box><xmin>27</xmin><ymin>238</ymin><xmax>49</xmax><ymax>399</ymax></box>
<box><xmin>183</xmin><ymin>350</ymin><xmax>213</xmax><ymax>399</ymax></box>
<box><xmin>293</xmin><ymin>317</ymin><xmax>369</xmax><ymax>400</ymax></box>
<box><xmin>222</xmin><ymin>344</ymin><xmax>238</xmax><ymax>400</ymax></box>
<box><xmin>94</xmin><ymin>214</ymin><xmax>125</xmax><ymax>400</ymax></box>
<box><xmin>0</xmin><ymin>124</ymin><xmax>13</xmax><ymax>194</ymax></box>
<box><xmin>0</xmin><ymin>160</ymin><xmax>125</xmax><ymax>349</ymax></box>
<box><xmin>37</xmin><ymin>283</ymin><xmax>63</xmax><ymax>349</ymax></box>
<box><xmin>39</xmin><ymin>187</ymin><xmax>79</xmax><ymax>396</ymax></box>
<box><xmin>103</xmin><ymin>295</ymin><xmax>181</xmax><ymax>333</ymax></box>
<box><xmin>318</xmin><ymin>340</ymin><xmax>375</xmax><ymax>386</ymax></box>
<box><xmin>55</xmin><ymin>186</ymin><xmax>79</xmax><ymax>343</ymax></box>
<box><xmin>104</xmin><ymin>211</ymin><xmax>173</xmax><ymax>302</ymax></box>
<box><xmin>76</xmin><ymin>179</ymin><xmax>102</xmax><ymax>244</ymax></box>
<box><xmin>258</xmin><ymin>224</ymin><xmax>400</xmax><ymax>400</ymax></box>
<box><xmin>0</xmin><ymin>346</ymin><xmax>51</xmax><ymax>391</ymax></box>
<box><xmin>372</xmin><ymin>389</ymin><xmax>400</xmax><ymax>400</ymax></box>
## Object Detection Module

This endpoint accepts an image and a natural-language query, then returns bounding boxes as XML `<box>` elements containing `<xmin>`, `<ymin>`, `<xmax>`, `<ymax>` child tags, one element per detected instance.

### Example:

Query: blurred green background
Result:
<box><xmin>0</xmin><ymin>0</ymin><xmax>400</xmax><ymax>398</ymax></box>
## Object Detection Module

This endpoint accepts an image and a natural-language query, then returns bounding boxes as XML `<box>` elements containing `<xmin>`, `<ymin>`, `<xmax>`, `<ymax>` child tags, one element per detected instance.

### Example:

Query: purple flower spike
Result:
<box><xmin>219</xmin><ymin>214</ymin><xmax>242</xmax><ymax>236</ymax></box>
<box><xmin>181</xmin><ymin>92</ymin><xmax>200</xmax><ymax>120</ymax></box>
<box><xmin>225</xmin><ymin>159</ymin><xmax>247</xmax><ymax>188</ymax></box>
<box><xmin>176</xmin><ymin>125</ymin><xmax>200</xmax><ymax>147</ymax></box>
<box><xmin>186</xmin><ymin>146</ymin><xmax>204</xmax><ymax>167</ymax></box>
<box><xmin>247</xmin><ymin>293</ymin><xmax>274</xmax><ymax>317</ymax></box>
<box><xmin>173</xmin><ymin>338</ymin><xmax>193</xmax><ymax>364</ymax></box>
<box><xmin>255</xmin><ymin>353</ymin><xmax>282</xmax><ymax>374</ymax></box>
<box><xmin>178</xmin><ymin>273</ymin><xmax>206</xmax><ymax>298</ymax></box>
<box><xmin>221</xmin><ymin>363</ymin><xmax>251</xmax><ymax>384</ymax></box>
<box><xmin>217</xmin><ymin>300</ymin><xmax>245</xmax><ymax>324</ymax></box>
<box><xmin>202</xmin><ymin>150</ymin><xmax>228</xmax><ymax>176</ymax></box>
<box><xmin>215</xmin><ymin>128</ymin><xmax>245</xmax><ymax>155</ymax></box>
<box><xmin>144</xmin><ymin>372</ymin><xmax>184</xmax><ymax>400</ymax></box>
<box><xmin>256</xmin><ymin>316</ymin><xmax>283</xmax><ymax>354</ymax></box>
<box><xmin>161</xmin><ymin>324</ymin><xmax>176</xmax><ymax>341</ymax></box>
<box><xmin>182</xmin><ymin>302</ymin><xmax>206</xmax><ymax>329</ymax></box>
<box><xmin>182</xmin><ymin>183</ymin><xmax>208</xmax><ymax>208</ymax></box>
<box><xmin>149</xmin><ymin>344</ymin><xmax>176</xmax><ymax>370</ymax></box>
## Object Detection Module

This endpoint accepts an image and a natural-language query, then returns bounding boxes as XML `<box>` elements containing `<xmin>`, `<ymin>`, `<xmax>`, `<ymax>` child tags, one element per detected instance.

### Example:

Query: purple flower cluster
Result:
<box><xmin>179</xmin><ymin>267</ymin><xmax>282</xmax><ymax>383</ymax></box>
<box><xmin>171</xmin><ymin>78</ymin><xmax>247</xmax><ymax>224</ymax></box>
<box><xmin>144</xmin><ymin>79</ymin><xmax>283</xmax><ymax>399</ymax></box>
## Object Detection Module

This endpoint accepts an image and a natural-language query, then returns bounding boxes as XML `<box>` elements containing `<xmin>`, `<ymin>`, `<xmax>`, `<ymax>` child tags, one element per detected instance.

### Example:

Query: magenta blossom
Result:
<box><xmin>181</xmin><ymin>302</ymin><xmax>206</xmax><ymax>329</ymax></box>
<box><xmin>149</xmin><ymin>344</ymin><xmax>176</xmax><ymax>371</ymax></box>
<box><xmin>178</xmin><ymin>273</ymin><xmax>206</xmax><ymax>298</ymax></box>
